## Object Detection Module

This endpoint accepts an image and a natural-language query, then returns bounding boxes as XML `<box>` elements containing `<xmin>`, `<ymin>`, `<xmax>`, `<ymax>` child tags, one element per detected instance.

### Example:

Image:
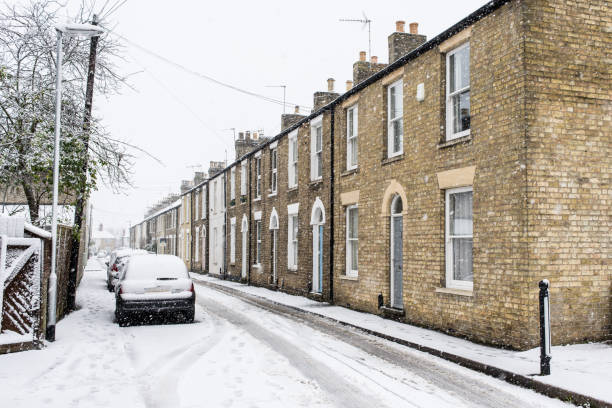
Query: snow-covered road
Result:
<box><xmin>0</xmin><ymin>259</ymin><xmax>570</xmax><ymax>408</ymax></box>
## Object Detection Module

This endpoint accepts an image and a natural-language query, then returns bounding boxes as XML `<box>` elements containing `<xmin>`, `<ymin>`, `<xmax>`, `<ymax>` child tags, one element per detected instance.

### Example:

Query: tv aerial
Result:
<box><xmin>340</xmin><ymin>11</ymin><xmax>373</xmax><ymax>64</ymax></box>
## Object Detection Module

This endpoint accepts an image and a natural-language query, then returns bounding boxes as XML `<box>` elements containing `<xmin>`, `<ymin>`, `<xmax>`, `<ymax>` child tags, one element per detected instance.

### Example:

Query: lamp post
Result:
<box><xmin>47</xmin><ymin>22</ymin><xmax>104</xmax><ymax>342</ymax></box>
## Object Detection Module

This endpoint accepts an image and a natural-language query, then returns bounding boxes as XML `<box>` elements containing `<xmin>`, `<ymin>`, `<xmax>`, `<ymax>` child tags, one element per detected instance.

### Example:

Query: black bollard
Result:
<box><xmin>539</xmin><ymin>279</ymin><xmax>551</xmax><ymax>375</ymax></box>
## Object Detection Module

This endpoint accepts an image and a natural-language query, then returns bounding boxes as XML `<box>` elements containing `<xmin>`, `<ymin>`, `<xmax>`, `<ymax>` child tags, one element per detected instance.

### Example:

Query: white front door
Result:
<box><xmin>241</xmin><ymin>229</ymin><xmax>247</xmax><ymax>279</ymax></box>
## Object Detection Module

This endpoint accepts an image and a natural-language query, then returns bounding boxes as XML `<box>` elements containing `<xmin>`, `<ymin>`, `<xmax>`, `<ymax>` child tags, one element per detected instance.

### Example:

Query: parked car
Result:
<box><xmin>115</xmin><ymin>254</ymin><xmax>195</xmax><ymax>327</ymax></box>
<box><xmin>106</xmin><ymin>248</ymin><xmax>148</xmax><ymax>291</ymax></box>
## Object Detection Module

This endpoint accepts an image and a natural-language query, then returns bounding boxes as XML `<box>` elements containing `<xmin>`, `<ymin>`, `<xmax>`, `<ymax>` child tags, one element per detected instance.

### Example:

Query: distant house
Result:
<box><xmin>92</xmin><ymin>224</ymin><xmax>116</xmax><ymax>254</ymax></box>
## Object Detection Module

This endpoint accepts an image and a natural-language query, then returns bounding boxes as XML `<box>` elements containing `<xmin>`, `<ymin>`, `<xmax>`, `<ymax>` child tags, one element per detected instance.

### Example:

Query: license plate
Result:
<box><xmin>145</xmin><ymin>286</ymin><xmax>170</xmax><ymax>293</ymax></box>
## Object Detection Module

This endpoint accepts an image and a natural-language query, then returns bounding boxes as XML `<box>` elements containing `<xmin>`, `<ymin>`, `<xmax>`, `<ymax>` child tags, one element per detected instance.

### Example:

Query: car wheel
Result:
<box><xmin>116</xmin><ymin>307</ymin><xmax>128</xmax><ymax>327</ymax></box>
<box><xmin>185</xmin><ymin>308</ymin><xmax>195</xmax><ymax>323</ymax></box>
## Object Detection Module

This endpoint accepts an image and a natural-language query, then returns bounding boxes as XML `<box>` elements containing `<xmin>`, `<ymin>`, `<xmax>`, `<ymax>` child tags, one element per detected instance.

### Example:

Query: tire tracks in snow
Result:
<box><xmin>122</xmin><ymin>310</ymin><xmax>228</xmax><ymax>408</ymax></box>
<box><xmin>196</xmin><ymin>282</ymin><xmax>564</xmax><ymax>408</ymax></box>
<box><xmin>197</xmin><ymin>296</ymin><xmax>391</xmax><ymax>408</ymax></box>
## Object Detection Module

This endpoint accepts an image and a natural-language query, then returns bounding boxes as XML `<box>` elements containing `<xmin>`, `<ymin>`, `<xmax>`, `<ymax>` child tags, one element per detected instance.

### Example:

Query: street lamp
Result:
<box><xmin>47</xmin><ymin>22</ymin><xmax>104</xmax><ymax>342</ymax></box>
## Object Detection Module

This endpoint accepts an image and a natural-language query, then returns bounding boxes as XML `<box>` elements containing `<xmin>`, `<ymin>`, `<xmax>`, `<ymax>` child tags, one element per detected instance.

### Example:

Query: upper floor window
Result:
<box><xmin>446</xmin><ymin>42</ymin><xmax>470</xmax><ymax>140</ymax></box>
<box><xmin>445</xmin><ymin>186</ymin><xmax>473</xmax><ymax>290</ymax></box>
<box><xmin>387</xmin><ymin>79</ymin><xmax>403</xmax><ymax>157</ymax></box>
<box><xmin>270</xmin><ymin>148</ymin><xmax>277</xmax><ymax>195</ymax></box>
<box><xmin>310</xmin><ymin>121</ymin><xmax>322</xmax><ymax>180</ymax></box>
<box><xmin>230</xmin><ymin>167</ymin><xmax>236</xmax><ymax>201</ymax></box>
<box><xmin>346</xmin><ymin>105</ymin><xmax>358</xmax><ymax>170</ymax></box>
<box><xmin>288</xmin><ymin>131</ymin><xmax>298</xmax><ymax>188</ymax></box>
<box><xmin>255</xmin><ymin>157</ymin><xmax>262</xmax><ymax>199</ymax></box>
<box><xmin>202</xmin><ymin>187</ymin><xmax>207</xmax><ymax>218</ymax></box>
<box><xmin>194</xmin><ymin>192</ymin><xmax>199</xmax><ymax>220</ymax></box>
<box><xmin>213</xmin><ymin>181</ymin><xmax>218</xmax><ymax>212</ymax></box>
<box><xmin>240</xmin><ymin>161</ymin><xmax>247</xmax><ymax>196</ymax></box>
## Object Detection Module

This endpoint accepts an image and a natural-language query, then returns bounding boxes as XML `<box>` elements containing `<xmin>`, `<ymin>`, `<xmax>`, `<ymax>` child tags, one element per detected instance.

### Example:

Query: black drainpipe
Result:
<box><xmin>247</xmin><ymin>157</ymin><xmax>252</xmax><ymax>285</ymax></box>
<box><xmin>328</xmin><ymin>106</ymin><xmax>335</xmax><ymax>304</ymax></box>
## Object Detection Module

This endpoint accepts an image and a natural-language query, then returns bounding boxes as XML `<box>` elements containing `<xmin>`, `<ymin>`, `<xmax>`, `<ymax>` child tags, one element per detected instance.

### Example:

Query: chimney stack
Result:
<box><xmin>327</xmin><ymin>78</ymin><xmax>335</xmax><ymax>92</ymax></box>
<box><xmin>346</xmin><ymin>80</ymin><xmax>353</xmax><ymax>91</ymax></box>
<box><xmin>388</xmin><ymin>20</ymin><xmax>426</xmax><ymax>63</ymax></box>
<box><xmin>353</xmin><ymin>51</ymin><xmax>388</xmax><ymax>85</ymax></box>
<box><xmin>313</xmin><ymin>78</ymin><xmax>340</xmax><ymax>110</ymax></box>
<box><xmin>238</xmin><ymin>131</ymin><xmax>244</xmax><ymax>140</ymax></box>
<box><xmin>281</xmin><ymin>106</ymin><xmax>306</xmax><ymax>131</ymax></box>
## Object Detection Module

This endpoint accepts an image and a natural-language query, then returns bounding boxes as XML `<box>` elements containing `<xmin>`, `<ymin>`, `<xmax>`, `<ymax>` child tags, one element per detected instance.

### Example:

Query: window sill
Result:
<box><xmin>309</xmin><ymin>179</ymin><xmax>323</xmax><ymax>187</ymax></box>
<box><xmin>340</xmin><ymin>274</ymin><xmax>358</xmax><ymax>281</ymax></box>
<box><xmin>435</xmin><ymin>287</ymin><xmax>473</xmax><ymax>297</ymax></box>
<box><xmin>253</xmin><ymin>197</ymin><xmax>261</xmax><ymax>202</ymax></box>
<box><xmin>438</xmin><ymin>134</ymin><xmax>472</xmax><ymax>149</ymax></box>
<box><xmin>341</xmin><ymin>168</ymin><xmax>359</xmax><ymax>177</ymax></box>
<box><xmin>253</xmin><ymin>264</ymin><xmax>262</xmax><ymax>271</ymax></box>
<box><xmin>287</xmin><ymin>186</ymin><xmax>298</xmax><ymax>193</ymax></box>
<box><xmin>268</xmin><ymin>192</ymin><xmax>277</xmax><ymax>198</ymax></box>
<box><xmin>382</xmin><ymin>154</ymin><xmax>404</xmax><ymax>166</ymax></box>
<box><xmin>287</xmin><ymin>267</ymin><xmax>298</xmax><ymax>273</ymax></box>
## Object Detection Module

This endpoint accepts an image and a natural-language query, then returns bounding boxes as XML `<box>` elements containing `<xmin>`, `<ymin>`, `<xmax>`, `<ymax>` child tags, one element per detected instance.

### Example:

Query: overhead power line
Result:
<box><xmin>105</xmin><ymin>28</ymin><xmax>312</xmax><ymax>113</ymax></box>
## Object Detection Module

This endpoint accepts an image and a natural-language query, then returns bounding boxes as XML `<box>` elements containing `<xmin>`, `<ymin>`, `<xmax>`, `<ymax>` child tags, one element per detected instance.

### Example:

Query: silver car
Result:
<box><xmin>115</xmin><ymin>254</ymin><xmax>195</xmax><ymax>326</ymax></box>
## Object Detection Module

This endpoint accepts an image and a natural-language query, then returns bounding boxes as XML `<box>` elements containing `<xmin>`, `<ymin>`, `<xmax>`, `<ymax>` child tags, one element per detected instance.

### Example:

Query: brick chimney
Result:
<box><xmin>180</xmin><ymin>180</ymin><xmax>192</xmax><ymax>194</ymax></box>
<box><xmin>346</xmin><ymin>80</ymin><xmax>353</xmax><ymax>91</ymax></box>
<box><xmin>281</xmin><ymin>105</ymin><xmax>306</xmax><ymax>131</ymax></box>
<box><xmin>353</xmin><ymin>51</ymin><xmax>388</xmax><ymax>85</ymax></box>
<box><xmin>208</xmin><ymin>161</ymin><xmax>226</xmax><ymax>177</ymax></box>
<box><xmin>235</xmin><ymin>130</ymin><xmax>264</xmax><ymax>159</ymax></box>
<box><xmin>313</xmin><ymin>78</ymin><xmax>340</xmax><ymax>110</ymax></box>
<box><xmin>388</xmin><ymin>20</ymin><xmax>426</xmax><ymax>63</ymax></box>
<box><xmin>193</xmin><ymin>171</ymin><xmax>206</xmax><ymax>184</ymax></box>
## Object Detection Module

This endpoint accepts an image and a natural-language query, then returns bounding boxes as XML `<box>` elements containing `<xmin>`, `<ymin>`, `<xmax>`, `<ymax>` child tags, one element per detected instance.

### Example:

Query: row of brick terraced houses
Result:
<box><xmin>130</xmin><ymin>0</ymin><xmax>610</xmax><ymax>350</ymax></box>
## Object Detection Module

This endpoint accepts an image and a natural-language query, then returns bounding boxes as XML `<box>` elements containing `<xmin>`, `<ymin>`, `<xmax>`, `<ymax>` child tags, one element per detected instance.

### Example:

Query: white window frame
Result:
<box><xmin>230</xmin><ymin>217</ymin><xmax>236</xmax><ymax>263</ymax></box>
<box><xmin>255</xmin><ymin>157</ymin><xmax>262</xmax><ymax>199</ymax></box>
<box><xmin>270</xmin><ymin>148</ymin><xmax>278</xmax><ymax>195</ymax></box>
<box><xmin>240</xmin><ymin>161</ymin><xmax>247</xmax><ymax>196</ymax></box>
<box><xmin>288</xmin><ymin>130</ymin><xmax>298</xmax><ymax>188</ymax></box>
<box><xmin>446</xmin><ymin>42</ymin><xmax>471</xmax><ymax>141</ymax></box>
<box><xmin>195</xmin><ymin>192</ymin><xmax>199</xmax><ymax>220</ymax></box>
<box><xmin>445</xmin><ymin>186</ymin><xmax>474</xmax><ymax>291</ymax></box>
<box><xmin>213</xmin><ymin>227</ymin><xmax>218</xmax><ymax>265</ymax></box>
<box><xmin>387</xmin><ymin>79</ymin><xmax>403</xmax><ymax>158</ymax></box>
<box><xmin>213</xmin><ymin>181</ymin><xmax>217</xmax><ymax>213</ymax></box>
<box><xmin>202</xmin><ymin>186</ymin><xmax>207</xmax><ymax>219</ymax></box>
<box><xmin>310</xmin><ymin>117</ymin><xmax>323</xmax><ymax>181</ymax></box>
<box><xmin>255</xmin><ymin>220</ymin><xmax>262</xmax><ymax>266</ymax></box>
<box><xmin>230</xmin><ymin>167</ymin><xmax>236</xmax><ymax>201</ymax></box>
<box><xmin>287</xmin><ymin>203</ymin><xmax>299</xmax><ymax>270</ymax></box>
<box><xmin>346</xmin><ymin>205</ymin><xmax>358</xmax><ymax>277</ymax></box>
<box><xmin>346</xmin><ymin>104</ymin><xmax>358</xmax><ymax>170</ymax></box>
<box><xmin>195</xmin><ymin>226</ymin><xmax>199</xmax><ymax>262</ymax></box>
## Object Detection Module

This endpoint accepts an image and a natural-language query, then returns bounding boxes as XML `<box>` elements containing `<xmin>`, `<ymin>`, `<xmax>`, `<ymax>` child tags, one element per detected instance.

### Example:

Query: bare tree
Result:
<box><xmin>0</xmin><ymin>0</ymin><xmax>133</xmax><ymax>225</ymax></box>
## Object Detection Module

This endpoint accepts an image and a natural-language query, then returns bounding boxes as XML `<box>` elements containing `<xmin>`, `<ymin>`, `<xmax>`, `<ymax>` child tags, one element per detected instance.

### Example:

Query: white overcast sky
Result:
<box><xmin>51</xmin><ymin>0</ymin><xmax>488</xmax><ymax>234</ymax></box>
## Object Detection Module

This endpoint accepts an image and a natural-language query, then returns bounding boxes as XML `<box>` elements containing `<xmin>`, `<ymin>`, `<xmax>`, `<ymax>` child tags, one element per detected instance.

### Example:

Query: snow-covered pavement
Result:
<box><xmin>0</xmin><ymin>259</ymin><xmax>570</xmax><ymax>407</ymax></box>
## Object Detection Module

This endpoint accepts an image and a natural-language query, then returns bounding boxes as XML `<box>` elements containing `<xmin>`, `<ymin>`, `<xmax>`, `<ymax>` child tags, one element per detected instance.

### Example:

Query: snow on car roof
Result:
<box><xmin>126</xmin><ymin>254</ymin><xmax>188</xmax><ymax>279</ymax></box>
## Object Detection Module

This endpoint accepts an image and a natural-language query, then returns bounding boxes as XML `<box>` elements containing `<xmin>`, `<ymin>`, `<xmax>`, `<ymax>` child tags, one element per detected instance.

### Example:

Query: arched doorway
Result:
<box><xmin>269</xmin><ymin>208</ymin><xmax>279</xmax><ymax>284</ymax></box>
<box><xmin>390</xmin><ymin>195</ymin><xmax>403</xmax><ymax>309</ymax></box>
<box><xmin>241</xmin><ymin>215</ymin><xmax>248</xmax><ymax>279</ymax></box>
<box><xmin>310</xmin><ymin>198</ymin><xmax>326</xmax><ymax>294</ymax></box>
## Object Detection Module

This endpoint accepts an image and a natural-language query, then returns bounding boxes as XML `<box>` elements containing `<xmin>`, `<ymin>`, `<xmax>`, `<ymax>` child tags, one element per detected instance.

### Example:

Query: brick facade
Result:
<box><xmin>130</xmin><ymin>0</ymin><xmax>610</xmax><ymax>350</ymax></box>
